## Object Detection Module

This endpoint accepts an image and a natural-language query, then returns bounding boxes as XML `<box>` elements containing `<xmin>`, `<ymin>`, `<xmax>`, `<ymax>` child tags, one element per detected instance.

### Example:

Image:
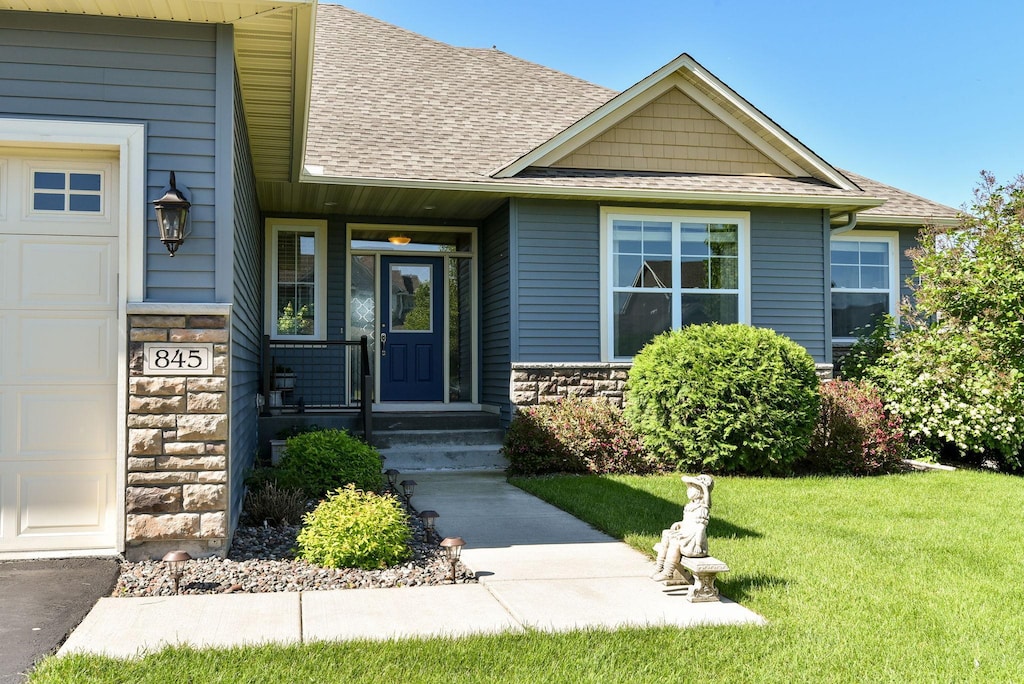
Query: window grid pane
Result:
<box><xmin>276</xmin><ymin>230</ymin><xmax>317</xmax><ymax>336</ymax></box>
<box><xmin>610</xmin><ymin>216</ymin><xmax>743</xmax><ymax>357</ymax></box>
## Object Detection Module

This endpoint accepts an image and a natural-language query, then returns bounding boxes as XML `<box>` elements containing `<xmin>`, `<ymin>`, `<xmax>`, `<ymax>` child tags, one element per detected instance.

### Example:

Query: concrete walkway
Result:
<box><xmin>60</xmin><ymin>471</ymin><xmax>764</xmax><ymax>658</ymax></box>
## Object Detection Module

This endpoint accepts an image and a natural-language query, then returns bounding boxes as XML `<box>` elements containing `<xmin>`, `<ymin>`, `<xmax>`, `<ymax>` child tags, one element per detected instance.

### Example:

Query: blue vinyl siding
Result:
<box><xmin>0</xmin><ymin>11</ymin><xmax>219</xmax><ymax>302</ymax></box>
<box><xmin>514</xmin><ymin>199</ymin><xmax>602</xmax><ymax>362</ymax></box>
<box><xmin>511</xmin><ymin>200</ymin><xmax>830</xmax><ymax>363</ymax></box>
<box><xmin>481</xmin><ymin>203</ymin><xmax>512</xmax><ymax>422</ymax></box>
<box><xmin>749</xmin><ymin>207</ymin><xmax>827</xmax><ymax>361</ymax></box>
<box><xmin>229</xmin><ymin>75</ymin><xmax>262</xmax><ymax>533</ymax></box>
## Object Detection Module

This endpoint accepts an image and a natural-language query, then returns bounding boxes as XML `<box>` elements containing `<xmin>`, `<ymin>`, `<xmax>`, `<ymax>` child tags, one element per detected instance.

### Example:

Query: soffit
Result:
<box><xmin>0</xmin><ymin>0</ymin><xmax>306</xmax><ymax>22</ymax></box>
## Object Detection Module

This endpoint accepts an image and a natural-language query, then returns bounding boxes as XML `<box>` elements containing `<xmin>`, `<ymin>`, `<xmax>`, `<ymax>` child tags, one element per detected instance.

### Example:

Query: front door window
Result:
<box><xmin>379</xmin><ymin>257</ymin><xmax>444</xmax><ymax>401</ymax></box>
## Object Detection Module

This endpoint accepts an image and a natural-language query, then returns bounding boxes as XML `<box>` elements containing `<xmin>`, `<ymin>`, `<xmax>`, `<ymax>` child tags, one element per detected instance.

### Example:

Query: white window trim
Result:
<box><xmin>830</xmin><ymin>230</ymin><xmax>899</xmax><ymax>344</ymax></box>
<box><xmin>600</xmin><ymin>207</ymin><xmax>751</xmax><ymax>361</ymax></box>
<box><xmin>24</xmin><ymin>161</ymin><xmax>110</xmax><ymax>220</ymax></box>
<box><xmin>265</xmin><ymin>218</ymin><xmax>328</xmax><ymax>341</ymax></box>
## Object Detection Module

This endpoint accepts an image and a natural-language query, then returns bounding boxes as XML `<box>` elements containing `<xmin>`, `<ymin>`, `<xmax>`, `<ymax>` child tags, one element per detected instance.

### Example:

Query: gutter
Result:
<box><xmin>830</xmin><ymin>211</ymin><xmax>858</xmax><ymax>235</ymax></box>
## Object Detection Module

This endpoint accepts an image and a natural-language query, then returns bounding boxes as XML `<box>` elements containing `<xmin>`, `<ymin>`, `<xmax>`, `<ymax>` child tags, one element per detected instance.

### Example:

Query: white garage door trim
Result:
<box><xmin>0</xmin><ymin>119</ymin><xmax>145</xmax><ymax>559</ymax></box>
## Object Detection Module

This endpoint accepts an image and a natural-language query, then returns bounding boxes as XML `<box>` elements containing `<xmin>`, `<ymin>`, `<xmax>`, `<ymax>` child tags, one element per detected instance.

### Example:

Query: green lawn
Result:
<box><xmin>31</xmin><ymin>470</ymin><xmax>1024</xmax><ymax>683</ymax></box>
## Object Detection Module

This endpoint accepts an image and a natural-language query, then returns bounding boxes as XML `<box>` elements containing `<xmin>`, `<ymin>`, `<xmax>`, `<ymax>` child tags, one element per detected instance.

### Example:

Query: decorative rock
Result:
<box><xmin>126</xmin><ymin>486</ymin><xmax>182</xmax><ymax>514</ymax></box>
<box><xmin>164</xmin><ymin>442</ymin><xmax>207</xmax><ymax>456</ymax></box>
<box><xmin>200</xmin><ymin>511</ymin><xmax>227</xmax><ymax>537</ymax></box>
<box><xmin>127</xmin><ymin>414</ymin><xmax>177</xmax><ymax>429</ymax></box>
<box><xmin>176</xmin><ymin>414</ymin><xmax>227</xmax><ymax>441</ymax></box>
<box><xmin>126</xmin><ymin>513</ymin><xmax>200</xmax><ymax>540</ymax></box>
<box><xmin>188</xmin><ymin>392</ymin><xmax>226</xmax><ymax>413</ymax></box>
<box><xmin>130</xmin><ymin>377</ymin><xmax>185</xmax><ymax>396</ymax></box>
<box><xmin>155</xmin><ymin>455</ymin><xmax>226</xmax><ymax>471</ymax></box>
<box><xmin>170</xmin><ymin>328</ymin><xmax>229</xmax><ymax>343</ymax></box>
<box><xmin>129</xmin><ymin>395</ymin><xmax>186</xmax><ymax>414</ymax></box>
<box><xmin>128</xmin><ymin>471</ymin><xmax>198</xmax><ymax>485</ymax></box>
<box><xmin>183</xmin><ymin>484</ymin><xmax>226</xmax><ymax>512</ymax></box>
<box><xmin>188</xmin><ymin>377</ymin><xmax>227</xmax><ymax>392</ymax></box>
<box><xmin>128</xmin><ymin>428</ymin><xmax>163</xmax><ymax>456</ymax></box>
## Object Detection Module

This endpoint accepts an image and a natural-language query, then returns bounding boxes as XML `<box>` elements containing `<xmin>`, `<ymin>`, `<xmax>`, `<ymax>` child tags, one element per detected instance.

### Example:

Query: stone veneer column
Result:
<box><xmin>124</xmin><ymin>303</ymin><xmax>231</xmax><ymax>560</ymax></box>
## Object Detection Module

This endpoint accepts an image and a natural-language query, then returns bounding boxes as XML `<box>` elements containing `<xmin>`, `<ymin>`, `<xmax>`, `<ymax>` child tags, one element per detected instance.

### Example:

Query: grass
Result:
<box><xmin>30</xmin><ymin>470</ymin><xmax>1024</xmax><ymax>682</ymax></box>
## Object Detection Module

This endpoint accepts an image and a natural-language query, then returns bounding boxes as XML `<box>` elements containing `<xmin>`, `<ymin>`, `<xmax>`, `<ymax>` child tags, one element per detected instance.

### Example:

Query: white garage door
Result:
<box><xmin>0</xmin><ymin>150</ymin><xmax>119</xmax><ymax>556</ymax></box>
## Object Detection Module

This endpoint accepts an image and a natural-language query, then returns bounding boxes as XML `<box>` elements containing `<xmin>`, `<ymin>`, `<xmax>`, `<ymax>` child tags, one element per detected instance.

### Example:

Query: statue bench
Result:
<box><xmin>652</xmin><ymin>542</ymin><xmax>729</xmax><ymax>603</ymax></box>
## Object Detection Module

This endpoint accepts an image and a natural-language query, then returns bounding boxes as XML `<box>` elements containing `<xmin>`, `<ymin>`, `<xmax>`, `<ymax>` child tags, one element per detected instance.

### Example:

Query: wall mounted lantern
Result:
<box><xmin>152</xmin><ymin>171</ymin><xmax>191</xmax><ymax>257</ymax></box>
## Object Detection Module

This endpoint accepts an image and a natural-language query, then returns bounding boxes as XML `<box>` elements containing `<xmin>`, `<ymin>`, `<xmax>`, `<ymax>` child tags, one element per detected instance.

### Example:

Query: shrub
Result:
<box><xmin>274</xmin><ymin>429</ymin><xmax>382</xmax><ymax>498</ymax></box>
<box><xmin>502</xmin><ymin>397</ymin><xmax>654</xmax><ymax>476</ymax></box>
<box><xmin>837</xmin><ymin>315</ymin><xmax>899</xmax><ymax>382</ymax></box>
<box><xmin>243</xmin><ymin>481</ymin><xmax>307</xmax><ymax>526</ymax></box>
<box><xmin>867</xmin><ymin>325</ymin><xmax>1024</xmax><ymax>470</ymax></box>
<box><xmin>296</xmin><ymin>485</ymin><xmax>411</xmax><ymax>569</ymax></box>
<box><xmin>624</xmin><ymin>324</ymin><xmax>820</xmax><ymax>475</ymax></box>
<box><xmin>801</xmin><ymin>380</ymin><xmax>907</xmax><ymax>475</ymax></box>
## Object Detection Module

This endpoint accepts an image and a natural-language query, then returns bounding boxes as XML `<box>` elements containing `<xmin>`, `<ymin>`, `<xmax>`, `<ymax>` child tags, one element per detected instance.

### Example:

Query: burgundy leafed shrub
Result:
<box><xmin>502</xmin><ymin>397</ymin><xmax>656</xmax><ymax>476</ymax></box>
<box><xmin>802</xmin><ymin>380</ymin><xmax>907</xmax><ymax>475</ymax></box>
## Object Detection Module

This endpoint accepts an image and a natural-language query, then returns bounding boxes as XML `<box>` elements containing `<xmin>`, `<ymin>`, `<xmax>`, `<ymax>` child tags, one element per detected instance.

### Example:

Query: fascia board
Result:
<box><xmin>290</xmin><ymin>2</ymin><xmax>316</xmax><ymax>182</ymax></box>
<box><xmin>856</xmin><ymin>214</ymin><xmax>960</xmax><ymax>227</ymax></box>
<box><xmin>300</xmin><ymin>168</ymin><xmax>887</xmax><ymax>211</ymax></box>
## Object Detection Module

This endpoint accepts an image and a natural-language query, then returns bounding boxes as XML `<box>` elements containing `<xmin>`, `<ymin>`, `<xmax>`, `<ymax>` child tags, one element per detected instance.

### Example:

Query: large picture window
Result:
<box><xmin>266</xmin><ymin>219</ymin><xmax>327</xmax><ymax>340</ymax></box>
<box><xmin>603</xmin><ymin>209</ymin><xmax>750</xmax><ymax>360</ymax></box>
<box><xmin>830</xmin><ymin>231</ymin><xmax>898</xmax><ymax>341</ymax></box>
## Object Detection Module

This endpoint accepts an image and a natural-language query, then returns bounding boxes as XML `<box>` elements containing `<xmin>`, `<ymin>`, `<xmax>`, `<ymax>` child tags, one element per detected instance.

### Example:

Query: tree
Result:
<box><xmin>907</xmin><ymin>171</ymin><xmax>1024</xmax><ymax>357</ymax></box>
<box><xmin>868</xmin><ymin>172</ymin><xmax>1024</xmax><ymax>469</ymax></box>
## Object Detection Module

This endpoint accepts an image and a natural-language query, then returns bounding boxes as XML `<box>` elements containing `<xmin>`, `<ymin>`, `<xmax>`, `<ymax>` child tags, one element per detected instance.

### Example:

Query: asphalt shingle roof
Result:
<box><xmin>305</xmin><ymin>4</ymin><xmax>956</xmax><ymax>222</ymax></box>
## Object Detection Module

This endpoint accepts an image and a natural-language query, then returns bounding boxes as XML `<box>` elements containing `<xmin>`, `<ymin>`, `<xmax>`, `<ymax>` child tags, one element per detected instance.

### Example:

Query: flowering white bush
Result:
<box><xmin>868</xmin><ymin>326</ymin><xmax>1024</xmax><ymax>468</ymax></box>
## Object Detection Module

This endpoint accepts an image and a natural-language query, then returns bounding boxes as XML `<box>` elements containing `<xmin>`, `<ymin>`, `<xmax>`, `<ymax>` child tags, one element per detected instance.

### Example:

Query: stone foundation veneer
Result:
<box><xmin>125</xmin><ymin>303</ymin><xmax>231</xmax><ymax>560</ymax></box>
<box><xmin>510</xmin><ymin>361</ymin><xmax>835</xmax><ymax>410</ymax></box>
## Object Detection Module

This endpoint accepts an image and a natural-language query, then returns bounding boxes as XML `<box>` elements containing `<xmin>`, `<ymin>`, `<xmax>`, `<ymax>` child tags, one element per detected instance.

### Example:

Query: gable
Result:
<box><xmin>551</xmin><ymin>87</ymin><xmax>788</xmax><ymax>176</ymax></box>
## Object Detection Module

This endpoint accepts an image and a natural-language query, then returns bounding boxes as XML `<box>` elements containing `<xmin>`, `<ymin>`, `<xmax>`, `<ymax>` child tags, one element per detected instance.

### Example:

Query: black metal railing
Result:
<box><xmin>261</xmin><ymin>335</ymin><xmax>373</xmax><ymax>444</ymax></box>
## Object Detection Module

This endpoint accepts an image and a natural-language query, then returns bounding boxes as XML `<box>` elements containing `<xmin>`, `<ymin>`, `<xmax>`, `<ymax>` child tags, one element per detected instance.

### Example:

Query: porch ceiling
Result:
<box><xmin>258</xmin><ymin>180</ymin><xmax>510</xmax><ymax>221</ymax></box>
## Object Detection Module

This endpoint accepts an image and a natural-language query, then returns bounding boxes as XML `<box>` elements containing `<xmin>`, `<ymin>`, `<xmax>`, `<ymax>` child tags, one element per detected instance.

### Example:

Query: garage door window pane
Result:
<box><xmin>33</xmin><ymin>193</ymin><xmax>65</xmax><ymax>211</ymax></box>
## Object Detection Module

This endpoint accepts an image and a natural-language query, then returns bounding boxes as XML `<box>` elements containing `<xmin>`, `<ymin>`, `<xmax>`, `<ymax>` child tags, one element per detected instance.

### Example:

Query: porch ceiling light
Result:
<box><xmin>152</xmin><ymin>171</ymin><xmax>191</xmax><ymax>257</ymax></box>
<box><xmin>162</xmin><ymin>549</ymin><xmax>192</xmax><ymax>594</ymax></box>
<box><xmin>440</xmin><ymin>536</ymin><xmax>466</xmax><ymax>583</ymax></box>
<box><xmin>388</xmin><ymin>235</ymin><xmax>411</xmax><ymax>245</ymax></box>
<box><xmin>400</xmin><ymin>479</ymin><xmax>417</xmax><ymax>500</ymax></box>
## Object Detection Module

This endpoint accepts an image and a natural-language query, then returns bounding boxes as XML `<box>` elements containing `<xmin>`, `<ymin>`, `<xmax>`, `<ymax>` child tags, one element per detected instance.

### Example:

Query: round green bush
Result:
<box><xmin>801</xmin><ymin>380</ymin><xmax>907</xmax><ymax>475</ymax></box>
<box><xmin>297</xmin><ymin>485</ymin><xmax>411</xmax><ymax>569</ymax></box>
<box><xmin>624</xmin><ymin>324</ymin><xmax>820</xmax><ymax>475</ymax></box>
<box><xmin>274</xmin><ymin>429</ymin><xmax>382</xmax><ymax>498</ymax></box>
<box><xmin>502</xmin><ymin>397</ymin><xmax>655</xmax><ymax>476</ymax></box>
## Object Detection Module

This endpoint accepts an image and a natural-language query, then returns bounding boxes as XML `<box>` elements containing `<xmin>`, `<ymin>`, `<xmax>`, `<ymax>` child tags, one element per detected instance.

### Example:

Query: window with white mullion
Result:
<box><xmin>606</xmin><ymin>211</ymin><xmax>748</xmax><ymax>359</ymax></box>
<box><xmin>830</xmin><ymin>232</ymin><xmax>898</xmax><ymax>341</ymax></box>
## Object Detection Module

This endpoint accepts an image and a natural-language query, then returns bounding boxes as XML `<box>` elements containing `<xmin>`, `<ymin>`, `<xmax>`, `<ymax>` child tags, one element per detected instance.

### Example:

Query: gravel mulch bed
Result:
<box><xmin>114</xmin><ymin>499</ymin><xmax>475</xmax><ymax>597</ymax></box>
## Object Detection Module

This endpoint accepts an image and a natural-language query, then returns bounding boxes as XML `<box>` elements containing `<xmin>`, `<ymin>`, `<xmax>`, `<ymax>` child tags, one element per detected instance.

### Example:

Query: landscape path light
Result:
<box><xmin>385</xmin><ymin>468</ymin><xmax>400</xmax><ymax>489</ymax></box>
<box><xmin>440</xmin><ymin>536</ymin><xmax>465</xmax><ymax>584</ymax></box>
<box><xmin>419</xmin><ymin>510</ymin><xmax>439</xmax><ymax>539</ymax></box>
<box><xmin>162</xmin><ymin>550</ymin><xmax>192</xmax><ymax>594</ymax></box>
<box><xmin>400</xmin><ymin>479</ymin><xmax>417</xmax><ymax>500</ymax></box>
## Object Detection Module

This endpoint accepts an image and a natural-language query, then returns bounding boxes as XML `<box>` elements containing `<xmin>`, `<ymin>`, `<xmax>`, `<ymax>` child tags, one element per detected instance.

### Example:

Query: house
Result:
<box><xmin>0</xmin><ymin>1</ymin><xmax>958</xmax><ymax>560</ymax></box>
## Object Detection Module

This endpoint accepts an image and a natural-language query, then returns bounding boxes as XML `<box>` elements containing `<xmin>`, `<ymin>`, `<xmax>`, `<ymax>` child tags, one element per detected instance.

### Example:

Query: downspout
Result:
<box><xmin>830</xmin><ymin>211</ymin><xmax>858</xmax><ymax>235</ymax></box>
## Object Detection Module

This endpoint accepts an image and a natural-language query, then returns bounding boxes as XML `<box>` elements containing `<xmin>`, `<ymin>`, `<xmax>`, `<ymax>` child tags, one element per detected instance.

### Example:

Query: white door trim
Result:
<box><xmin>0</xmin><ymin>118</ymin><xmax>145</xmax><ymax>556</ymax></box>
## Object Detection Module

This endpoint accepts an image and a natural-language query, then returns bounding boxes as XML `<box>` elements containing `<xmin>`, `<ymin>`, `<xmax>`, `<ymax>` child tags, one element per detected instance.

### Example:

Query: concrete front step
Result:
<box><xmin>374</xmin><ymin>411</ymin><xmax>500</xmax><ymax>431</ymax></box>
<box><xmin>379</xmin><ymin>445</ymin><xmax>508</xmax><ymax>472</ymax></box>
<box><xmin>373</xmin><ymin>428</ymin><xmax>505</xmax><ymax>449</ymax></box>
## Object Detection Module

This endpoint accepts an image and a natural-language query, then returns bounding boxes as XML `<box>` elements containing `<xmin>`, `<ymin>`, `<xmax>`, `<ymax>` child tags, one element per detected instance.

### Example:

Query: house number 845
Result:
<box><xmin>143</xmin><ymin>343</ymin><xmax>214</xmax><ymax>376</ymax></box>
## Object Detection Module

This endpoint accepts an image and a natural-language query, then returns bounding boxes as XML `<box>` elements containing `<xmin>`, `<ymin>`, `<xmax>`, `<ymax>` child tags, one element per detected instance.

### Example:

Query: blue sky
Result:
<box><xmin>331</xmin><ymin>1</ymin><xmax>1023</xmax><ymax>210</ymax></box>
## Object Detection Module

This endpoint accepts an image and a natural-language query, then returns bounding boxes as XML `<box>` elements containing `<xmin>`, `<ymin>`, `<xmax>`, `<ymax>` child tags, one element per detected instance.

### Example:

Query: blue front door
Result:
<box><xmin>379</xmin><ymin>256</ymin><xmax>445</xmax><ymax>401</ymax></box>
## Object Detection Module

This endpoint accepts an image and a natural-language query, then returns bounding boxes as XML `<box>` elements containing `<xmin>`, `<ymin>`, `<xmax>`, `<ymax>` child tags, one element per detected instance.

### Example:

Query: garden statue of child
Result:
<box><xmin>651</xmin><ymin>474</ymin><xmax>714</xmax><ymax>583</ymax></box>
